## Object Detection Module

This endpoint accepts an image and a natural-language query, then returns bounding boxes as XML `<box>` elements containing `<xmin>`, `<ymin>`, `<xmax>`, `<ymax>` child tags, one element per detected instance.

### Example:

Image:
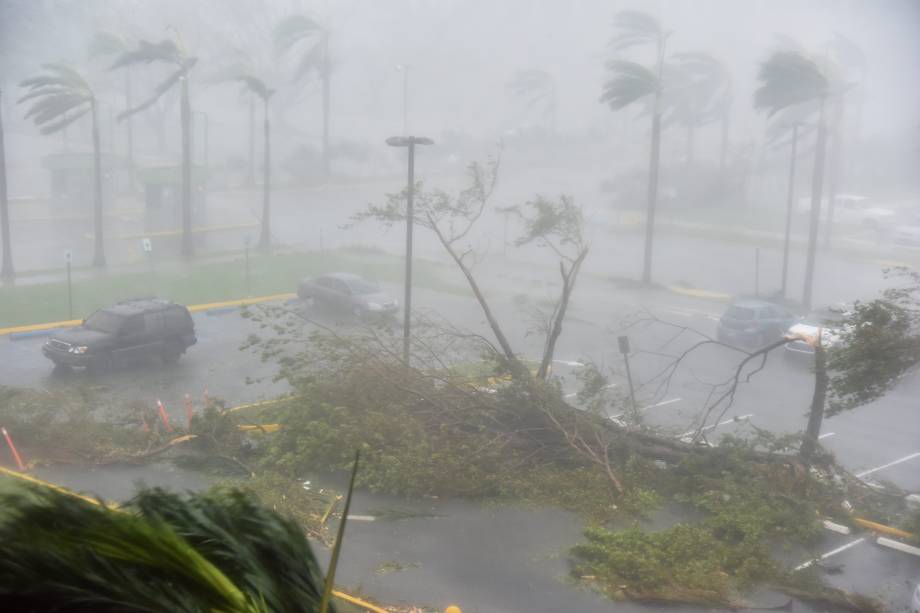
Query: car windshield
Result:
<box><xmin>725</xmin><ymin>306</ymin><xmax>755</xmax><ymax>320</ymax></box>
<box><xmin>84</xmin><ymin>310</ymin><xmax>124</xmax><ymax>333</ymax></box>
<box><xmin>347</xmin><ymin>278</ymin><xmax>380</xmax><ymax>295</ymax></box>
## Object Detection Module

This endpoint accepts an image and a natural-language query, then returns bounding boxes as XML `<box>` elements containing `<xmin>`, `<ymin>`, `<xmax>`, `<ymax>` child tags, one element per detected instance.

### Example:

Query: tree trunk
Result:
<box><xmin>321</xmin><ymin>37</ymin><xmax>330</xmax><ymax>180</ymax></box>
<box><xmin>90</xmin><ymin>100</ymin><xmax>106</xmax><ymax>268</ymax></box>
<box><xmin>780</xmin><ymin>124</ymin><xmax>798</xmax><ymax>299</ymax></box>
<box><xmin>180</xmin><ymin>77</ymin><xmax>193</xmax><ymax>257</ymax></box>
<box><xmin>259</xmin><ymin>99</ymin><xmax>270</xmax><ymax>249</ymax></box>
<box><xmin>802</xmin><ymin>99</ymin><xmax>828</xmax><ymax>311</ymax></box>
<box><xmin>822</xmin><ymin>100</ymin><xmax>844</xmax><ymax>249</ymax></box>
<box><xmin>125</xmin><ymin>70</ymin><xmax>134</xmax><ymax>191</ymax></box>
<box><xmin>247</xmin><ymin>94</ymin><xmax>255</xmax><ymax>186</ymax></box>
<box><xmin>0</xmin><ymin>89</ymin><xmax>13</xmax><ymax>280</ymax></box>
<box><xmin>642</xmin><ymin>106</ymin><xmax>662</xmax><ymax>285</ymax></box>
<box><xmin>799</xmin><ymin>343</ymin><xmax>828</xmax><ymax>461</ymax></box>
<box><xmin>537</xmin><ymin>249</ymin><xmax>588</xmax><ymax>380</ymax></box>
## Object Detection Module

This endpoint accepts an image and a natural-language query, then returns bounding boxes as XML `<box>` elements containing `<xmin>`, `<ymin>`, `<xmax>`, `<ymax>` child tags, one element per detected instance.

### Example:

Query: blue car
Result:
<box><xmin>716</xmin><ymin>300</ymin><xmax>795</xmax><ymax>348</ymax></box>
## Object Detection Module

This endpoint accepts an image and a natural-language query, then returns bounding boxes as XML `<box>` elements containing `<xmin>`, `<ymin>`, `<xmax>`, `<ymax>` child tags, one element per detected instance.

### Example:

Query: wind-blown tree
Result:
<box><xmin>20</xmin><ymin>64</ymin><xmax>107</xmax><ymax>267</ymax></box>
<box><xmin>0</xmin><ymin>88</ymin><xmax>13</xmax><ymax>280</ymax></box>
<box><xmin>506</xmin><ymin>69</ymin><xmax>557</xmax><ymax>134</ymax></box>
<box><xmin>755</xmin><ymin>50</ymin><xmax>844</xmax><ymax>310</ymax></box>
<box><xmin>236</xmin><ymin>75</ymin><xmax>274</xmax><ymax>248</ymax></box>
<box><xmin>601</xmin><ymin>10</ymin><xmax>670</xmax><ymax>284</ymax></box>
<box><xmin>799</xmin><ymin>268</ymin><xmax>920</xmax><ymax>460</ymax></box>
<box><xmin>88</xmin><ymin>31</ymin><xmax>136</xmax><ymax>189</ymax></box>
<box><xmin>113</xmin><ymin>38</ymin><xmax>198</xmax><ymax>256</ymax></box>
<box><xmin>274</xmin><ymin>14</ymin><xmax>331</xmax><ymax>179</ymax></box>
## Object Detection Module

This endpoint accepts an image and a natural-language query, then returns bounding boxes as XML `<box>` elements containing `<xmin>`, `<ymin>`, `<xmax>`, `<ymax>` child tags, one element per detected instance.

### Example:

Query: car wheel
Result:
<box><xmin>88</xmin><ymin>352</ymin><xmax>113</xmax><ymax>374</ymax></box>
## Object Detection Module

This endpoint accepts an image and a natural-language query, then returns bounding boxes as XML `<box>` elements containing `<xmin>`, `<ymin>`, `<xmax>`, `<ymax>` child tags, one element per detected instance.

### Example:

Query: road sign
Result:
<box><xmin>142</xmin><ymin>238</ymin><xmax>153</xmax><ymax>253</ymax></box>
<box><xmin>64</xmin><ymin>250</ymin><xmax>72</xmax><ymax>263</ymax></box>
<box><xmin>617</xmin><ymin>335</ymin><xmax>631</xmax><ymax>355</ymax></box>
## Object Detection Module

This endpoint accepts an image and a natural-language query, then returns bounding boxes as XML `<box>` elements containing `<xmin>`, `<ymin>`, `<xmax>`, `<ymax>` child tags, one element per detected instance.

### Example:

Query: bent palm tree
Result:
<box><xmin>112</xmin><ymin>38</ymin><xmax>198</xmax><ymax>256</ymax></box>
<box><xmin>755</xmin><ymin>50</ymin><xmax>836</xmax><ymax>310</ymax></box>
<box><xmin>274</xmin><ymin>14</ymin><xmax>331</xmax><ymax>179</ymax></box>
<box><xmin>506</xmin><ymin>69</ymin><xmax>557</xmax><ymax>134</ymax></box>
<box><xmin>601</xmin><ymin>10</ymin><xmax>670</xmax><ymax>284</ymax></box>
<box><xmin>20</xmin><ymin>64</ymin><xmax>106</xmax><ymax>267</ymax></box>
<box><xmin>237</xmin><ymin>76</ymin><xmax>275</xmax><ymax>248</ymax></box>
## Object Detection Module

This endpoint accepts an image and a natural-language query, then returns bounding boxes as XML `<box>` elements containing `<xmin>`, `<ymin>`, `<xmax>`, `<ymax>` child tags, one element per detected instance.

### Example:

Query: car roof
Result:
<box><xmin>100</xmin><ymin>298</ymin><xmax>181</xmax><ymax>316</ymax></box>
<box><xmin>321</xmin><ymin>272</ymin><xmax>365</xmax><ymax>282</ymax></box>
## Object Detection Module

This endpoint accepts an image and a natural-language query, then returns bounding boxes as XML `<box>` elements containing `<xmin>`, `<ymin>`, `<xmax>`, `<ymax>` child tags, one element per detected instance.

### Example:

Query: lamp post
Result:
<box><xmin>386</xmin><ymin>135</ymin><xmax>434</xmax><ymax>365</ymax></box>
<box><xmin>395</xmin><ymin>64</ymin><xmax>409</xmax><ymax>134</ymax></box>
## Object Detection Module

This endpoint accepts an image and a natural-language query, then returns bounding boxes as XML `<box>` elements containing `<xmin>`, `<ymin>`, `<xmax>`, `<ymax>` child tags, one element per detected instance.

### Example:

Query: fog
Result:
<box><xmin>1</xmin><ymin>1</ymin><xmax>920</xmax><ymax>611</ymax></box>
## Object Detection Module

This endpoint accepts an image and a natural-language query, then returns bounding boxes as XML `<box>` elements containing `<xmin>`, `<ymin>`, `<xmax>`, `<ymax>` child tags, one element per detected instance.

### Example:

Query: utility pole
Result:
<box><xmin>618</xmin><ymin>335</ymin><xmax>637</xmax><ymax>414</ymax></box>
<box><xmin>386</xmin><ymin>135</ymin><xmax>434</xmax><ymax>364</ymax></box>
<box><xmin>396</xmin><ymin>64</ymin><xmax>410</xmax><ymax>134</ymax></box>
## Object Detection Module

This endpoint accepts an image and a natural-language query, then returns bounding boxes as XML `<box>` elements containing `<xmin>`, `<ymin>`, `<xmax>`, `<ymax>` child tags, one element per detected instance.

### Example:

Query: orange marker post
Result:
<box><xmin>156</xmin><ymin>400</ymin><xmax>173</xmax><ymax>433</ymax></box>
<box><xmin>2</xmin><ymin>427</ymin><xmax>26</xmax><ymax>470</ymax></box>
<box><xmin>184</xmin><ymin>394</ymin><xmax>194</xmax><ymax>430</ymax></box>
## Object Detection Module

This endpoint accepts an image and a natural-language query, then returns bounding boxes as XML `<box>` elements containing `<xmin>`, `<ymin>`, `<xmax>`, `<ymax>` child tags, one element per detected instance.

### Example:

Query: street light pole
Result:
<box><xmin>396</xmin><ymin>64</ymin><xmax>409</xmax><ymax>134</ymax></box>
<box><xmin>386</xmin><ymin>135</ymin><xmax>434</xmax><ymax>365</ymax></box>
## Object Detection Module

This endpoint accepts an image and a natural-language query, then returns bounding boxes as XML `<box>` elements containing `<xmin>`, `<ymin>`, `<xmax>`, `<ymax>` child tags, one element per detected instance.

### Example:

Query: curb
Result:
<box><xmin>667</xmin><ymin>285</ymin><xmax>733</xmax><ymax>301</ymax></box>
<box><xmin>1</xmin><ymin>293</ymin><xmax>297</xmax><ymax>338</ymax></box>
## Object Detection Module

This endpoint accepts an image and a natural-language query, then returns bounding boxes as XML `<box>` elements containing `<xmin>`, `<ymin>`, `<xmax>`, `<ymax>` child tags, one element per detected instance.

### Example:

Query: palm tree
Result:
<box><xmin>0</xmin><ymin>452</ymin><xmax>361</xmax><ymax>612</ymax></box>
<box><xmin>237</xmin><ymin>75</ymin><xmax>274</xmax><ymax>248</ymax></box>
<box><xmin>20</xmin><ymin>64</ymin><xmax>107</xmax><ymax>267</ymax></box>
<box><xmin>112</xmin><ymin>37</ymin><xmax>198</xmax><ymax>256</ymax></box>
<box><xmin>506</xmin><ymin>69</ymin><xmax>557</xmax><ymax>134</ymax></box>
<box><xmin>274</xmin><ymin>14</ymin><xmax>331</xmax><ymax>179</ymax></box>
<box><xmin>755</xmin><ymin>50</ymin><xmax>838</xmax><ymax>309</ymax></box>
<box><xmin>0</xmin><ymin>88</ymin><xmax>13</xmax><ymax>280</ymax></box>
<box><xmin>88</xmin><ymin>31</ymin><xmax>136</xmax><ymax>190</ymax></box>
<box><xmin>601</xmin><ymin>10</ymin><xmax>670</xmax><ymax>284</ymax></box>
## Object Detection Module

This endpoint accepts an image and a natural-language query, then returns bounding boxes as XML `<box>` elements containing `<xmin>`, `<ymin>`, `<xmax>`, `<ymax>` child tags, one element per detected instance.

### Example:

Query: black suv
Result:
<box><xmin>42</xmin><ymin>299</ymin><xmax>196</xmax><ymax>371</ymax></box>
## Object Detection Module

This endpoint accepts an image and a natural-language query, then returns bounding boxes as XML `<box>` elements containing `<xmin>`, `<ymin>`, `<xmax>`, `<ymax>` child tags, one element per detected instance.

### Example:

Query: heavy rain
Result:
<box><xmin>1</xmin><ymin>1</ymin><xmax>919</xmax><ymax>611</ymax></box>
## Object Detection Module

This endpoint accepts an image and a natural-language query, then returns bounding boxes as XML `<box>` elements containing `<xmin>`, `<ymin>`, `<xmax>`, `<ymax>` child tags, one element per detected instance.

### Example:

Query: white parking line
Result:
<box><xmin>612</xmin><ymin>397</ymin><xmax>681</xmax><ymax>420</ymax></box>
<box><xmin>794</xmin><ymin>537</ymin><xmax>866</xmax><ymax>571</ymax></box>
<box><xmin>553</xmin><ymin>359</ymin><xmax>585</xmax><ymax>367</ymax></box>
<box><xmin>680</xmin><ymin>414</ymin><xmax>752</xmax><ymax>439</ymax></box>
<box><xmin>818</xmin><ymin>432</ymin><xmax>835</xmax><ymax>440</ymax></box>
<box><xmin>855</xmin><ymin>452</ymin><xmax>920</xmax><ymax>478</ymax></box>
<box><xmin>564</xmin><ymin>383</ymin><xmax>617</xmax><ymax>399</ymax></box>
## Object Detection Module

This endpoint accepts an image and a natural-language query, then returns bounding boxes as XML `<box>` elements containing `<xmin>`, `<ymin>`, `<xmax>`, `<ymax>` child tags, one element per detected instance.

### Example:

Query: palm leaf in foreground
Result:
<box><xmin>0</xmin><ymin>486</ymin><xmax>334</xmax><ymax>612</ymax></box>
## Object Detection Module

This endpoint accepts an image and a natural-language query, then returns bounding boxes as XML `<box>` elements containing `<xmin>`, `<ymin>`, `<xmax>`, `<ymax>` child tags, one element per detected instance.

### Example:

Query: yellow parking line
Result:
<box><xmin>0</xmin><ymin>293</ymin><xmax>296</xmax><ymax>336</ymax></box>
<box><xmin>668</xmin><ymin>286</ymin><xmax>733</xmax><ymax>300</ymax></box>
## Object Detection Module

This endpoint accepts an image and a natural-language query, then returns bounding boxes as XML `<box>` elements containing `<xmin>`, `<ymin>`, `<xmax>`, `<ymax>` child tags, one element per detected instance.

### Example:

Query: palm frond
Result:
<box><xmin>88</xmin><ymin>31</ymin><xmax>128</xmax><ymax>58</ymax></box>
<box><xmin>274</xmin><ymin>14</ymin><xmax>324</xmax><ymax>54</ymax></box>
<box><xmin>237</xmin><ymin>75</ymin><xmax>274</xmax><ymax>100</ymax></box>
<box><xmin>24</xmin><ymin>92</ymin><xmax>90</xmax><ymax>123</ymax></box>
<box><xmin>111</xmin><ymin>39</ymin><xmax>181</xmax><ymax>69</ymax></box>
<box><xmin>38</xmin><ymin>107</ymin><xmax>91</xmax><ymax>135</ymax></box>
<box><xmin>608</xmin><ymin>10</ymin><xmax>661</xmax><ymax>49</ymax></box>
<box><xmin>0</xmin><ymin>487</ymin><xmax>258</xmax><ymax>612</ymax></box>
<box><xmin>754</xmin><ymin>51</ymin><xmax>829</xmax><ymax>116</ymax></box>
<box><xmin>600</xmin><ymin>60</ymin><xmax>658</xmax><ymax>110</ymax></box>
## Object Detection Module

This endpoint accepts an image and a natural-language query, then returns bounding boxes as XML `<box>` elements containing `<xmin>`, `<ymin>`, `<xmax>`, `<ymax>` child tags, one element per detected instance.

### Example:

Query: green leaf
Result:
<box><xmin>38</xmin><ymin>107</ymin><xmax>90</xmax><ymax>135</ymax></box>
<box><xmin>600</xmin><ymin>60</ymin><xmax>658</xmax><ymax>110</ymax></box>
<box><xmin>754</xmin><ymin>51</ymin><xmax>829</xmax><ymax>115</ymax></box>
<box><xmin>111</xmin><ymin>38</ymin><xmax>181</xmax><ymax>70</ymax></box>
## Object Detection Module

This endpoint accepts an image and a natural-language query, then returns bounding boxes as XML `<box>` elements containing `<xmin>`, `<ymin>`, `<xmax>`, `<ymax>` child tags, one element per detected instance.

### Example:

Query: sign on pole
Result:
<box><xmin>142</xmin><ymin>238</ymin><xmax>153</xmax><ymax>253</ymax></box>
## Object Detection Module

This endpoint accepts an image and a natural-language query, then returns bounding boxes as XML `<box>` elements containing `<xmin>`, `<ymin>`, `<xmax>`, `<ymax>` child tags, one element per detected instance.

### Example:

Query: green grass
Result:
<box><xmin>0</xmin><ymin>248</ymin><xmax>459</xmax><ymax>328</ymax></box>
